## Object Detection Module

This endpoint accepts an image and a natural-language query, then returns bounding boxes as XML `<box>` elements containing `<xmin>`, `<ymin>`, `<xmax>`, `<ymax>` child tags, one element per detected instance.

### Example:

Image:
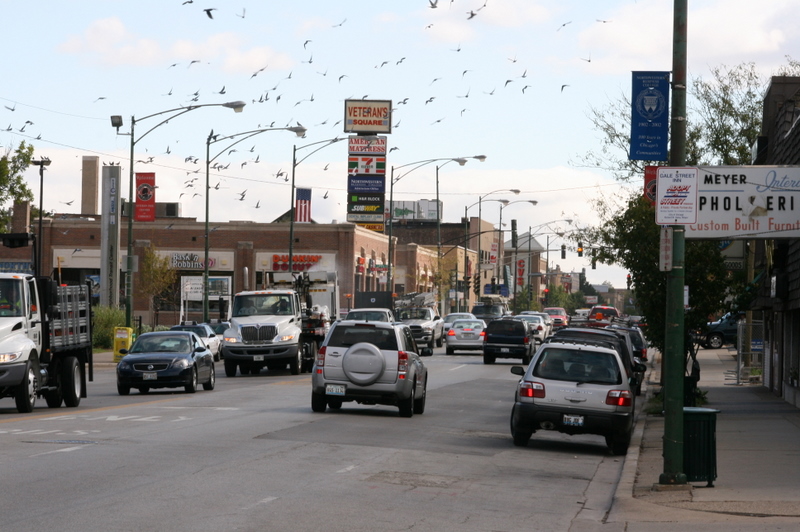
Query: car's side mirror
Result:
<box><xmin>634</xmin><ymin>362</ymin><xmax>647</xmax><ymax>373</ymax></box>
<box><xmin>510</xmin><ymin>366</ymin><xmax>525</xmax><ymax>376</ymax></box>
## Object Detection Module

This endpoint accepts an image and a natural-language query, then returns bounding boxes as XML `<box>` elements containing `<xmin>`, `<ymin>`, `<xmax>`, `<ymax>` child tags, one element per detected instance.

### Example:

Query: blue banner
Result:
<box><xmin>629</xmin><ymin>71</ymin><xmax>670</xmax><ymax>161</ymax></box>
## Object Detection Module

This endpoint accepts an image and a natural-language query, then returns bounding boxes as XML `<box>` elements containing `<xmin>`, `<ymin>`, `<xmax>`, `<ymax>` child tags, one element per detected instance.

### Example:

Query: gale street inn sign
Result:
<box><xmin>656</xmin><ymin>167</ymin><xmax>698</xmax><ymax>225</ymax></box>
<box><xmin>684</xmin><ymin>166</ymin><xmax>800</xmax><ymax>239</ymax></box>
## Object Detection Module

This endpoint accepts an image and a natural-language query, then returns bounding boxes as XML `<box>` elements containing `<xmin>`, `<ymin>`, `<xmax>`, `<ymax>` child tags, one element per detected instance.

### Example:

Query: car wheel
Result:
<box><xmin>14</xmin><ymin>364</ymin><xmax>37</xmax><ymax>413</ymax></box>
<box><xmin>311</xmin><ymin>391</ymin><xmax>327</xmax><ymax>413</ymax></box>
<box><xmin>428</xmin><ymin>338</ymin><xmax>435</xmax><ymax>349</ymax></box>
<box><xmin>446</xmin><ymin>346</ymin><xmax>454</xmax><ymax>355</ymax></box>
<box><xmin>328</xmin><ymin>398</ymin><xmax>343</xmax><ymax>409</ymax></box>
<box><xmin>522</xmin><ymin>351</ymin><xmax>532</xmax><ymax>365</ymax></box>
<box><xmin>510</xmin><ymin>406</ymin><xmax>532</xmax><ymax>447</ymax></box>
<box><xmin>398</xmin><ymin>384</ymin><xmax>414</xmax><ymax>418</ymax></box>
<box><xmin>44</xmin><ymin>369</ymin><xmax>63</xmax><ymax>408</ymax></box>
<box><xmin>117</xmin><ymin>382</ymin><xmax>130</xmax><ymax>396</ymax></box>
<box><xmin>62</xmin><ymin>356</ymin><xmax>82</xmax><ymax>408</ymax></box>
<box><xmin>483</xmin><ymin>354</ymin><xmax>496</xmax><ymax>365</ymax></box>
<box><xmin>706</xmin><ymin>333</ymin><xmax>724</xmax><ymax>349</ymax></box>
<box><xmin>203</xmin><ymin>364</ymin><xmax>216</xmax><ymax>390</ymax></box>
<box><xmin>185</xmin><ymin>366</ymin><xmax>198</xmax><ymax>393</ymax></box>
<box><xmin>224</xmin><ymin>359</ymin><xmax>237</xmax><ymax>377</ymax></box>
<box><xmin>213</xmin><ymin>351</ymin><xmax>220</xmax><ymax>362</ymax></box>
<box><xmin>413</xmin><ymin>377</ymin><xmax>427</xmax><ymax>415</ymax></box>
<box><xmin>289</xmin><ymin>346</ymin><xmax>302</xmax><ymax>375</ymax></box>
<box><xmin>436</xmin><ymin>334</ymin><xmax>443</xmax><ymax>348</ymax></box>
<box><xmin>606</xmin><ymin>433</ymin><xmax>631</xmax><ymax>456</ymax></box>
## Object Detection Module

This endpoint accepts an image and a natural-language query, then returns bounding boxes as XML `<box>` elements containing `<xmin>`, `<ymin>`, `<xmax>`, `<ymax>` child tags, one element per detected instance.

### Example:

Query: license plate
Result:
<box><xmin>501</xmin><ymin>348</ymin><xmax>510</xmax><ymax>353</ymax></box>
<box><xmin>462</xmin><ymin>333</ymin><xmax>473</xmax><ymax>338</ymax></box>
<box><xmin>143</xmin><ymin>372</ymin><xmax>157</xmax><ymax>381</ymax></box>
<box><xmin>326</xmin><ymin>384</ymin><xmax>345</xmax><ymax>396</ymax></box>
<box><xmin>253</xmin><ymin>355</ymin><xmax>264</xmax><ymax>361</ymax></box>
<box><xmin>563</xmin><ymin>414</ymin><xmax>584</xmax><ymax>427</ymax></box>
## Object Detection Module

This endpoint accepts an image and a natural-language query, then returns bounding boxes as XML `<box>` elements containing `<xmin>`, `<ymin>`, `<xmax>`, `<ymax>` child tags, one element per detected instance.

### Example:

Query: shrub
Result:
<box><xmin>92</xmin><ymin>305</ymin><xmax>125</xmax><ymax>349</ymax></box>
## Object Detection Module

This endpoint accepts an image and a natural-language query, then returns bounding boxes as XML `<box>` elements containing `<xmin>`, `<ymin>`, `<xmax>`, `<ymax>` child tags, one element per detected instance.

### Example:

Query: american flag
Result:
<box><xmin>295</xmin><ymin>188</ymin><xmax>312</xmax><ymax>222</ymax></box>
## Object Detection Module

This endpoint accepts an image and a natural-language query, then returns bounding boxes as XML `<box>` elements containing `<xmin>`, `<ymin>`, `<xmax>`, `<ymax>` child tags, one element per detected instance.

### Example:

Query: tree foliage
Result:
<box><xmin>136</xmin><ymin>245</ymin><xmax>177</xmax><ymax>327</ymax></box>
<box><xmin>0</xmin><ymin>142</ymin><xmax>35</xmax><ymax>232</ymax></box>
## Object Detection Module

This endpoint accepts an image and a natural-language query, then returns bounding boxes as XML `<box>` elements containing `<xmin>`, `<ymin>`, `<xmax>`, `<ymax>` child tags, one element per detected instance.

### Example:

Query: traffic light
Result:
<box><xmin>473</xmin><ymin>273</ymin><xmax>480</xmax><ymax>295</ymax></box>
<box><xmin>591</xmin><ymin>248</ymin><xmax>597</xmax><ymax>270</ymax></box>
<box><xmin>511</xmin><ymin>219</ymin><xmax>518</xmax><ymax>248</ymax></box>
<box><xmin>543</xmin><ymin>287</ymin><xmax>550</xmax><ymax>305</ymax></box>
<box><xmin>1</xmin><ymin>233</ymin><xmax>32</xmax><ymax>248</ymax></box>
<box><xmin>560</xmin><ymin>244</ymin><xmax>566</xmax><ymax>260</ymax></box>
<box><xmin>577</xmin><ymin>242</ymin><xmax>583</xmax><ymax>257</ymax></box>
<box><xmin>626</xmin><ymin>274</ymin><xmax>632</xmax><ymax>289</ymax></box>
<box><xmin>464</xmin><ymin>275</ymin><xmax>471</xmax><ymax>292</ymax></box>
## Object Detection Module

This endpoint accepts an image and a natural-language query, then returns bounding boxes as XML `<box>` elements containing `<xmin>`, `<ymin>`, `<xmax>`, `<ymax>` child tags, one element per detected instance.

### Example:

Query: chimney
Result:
<box><xmin>11</xmin><ymin>201</ymin><xmax>31</xmax><ymax>233</ymax></box>
<box><xmin>82</xmin><ymin>156</ymin><xmax>99</xmax><ymax>215</ymax></box>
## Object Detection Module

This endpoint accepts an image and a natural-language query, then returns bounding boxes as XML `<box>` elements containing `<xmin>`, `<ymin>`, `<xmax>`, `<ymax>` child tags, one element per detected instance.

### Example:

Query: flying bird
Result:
<box><xmin>580</xmin><ymin>54</ymin><xmax>591</xmax><ymax>63</ymax></box>
<box><xmin>428</xmin><ymin>0</ymin><xmax>438</xmax><ymax>7</ymax></box>
<box><xmin>72</xmin><ymin>249</ymin><xmax>82</xmax><ymax>255</ymax></box>
<box><xmin>304</xmin><ymin>39</ymin><xmax>312</xmax><ymax>49</ymax></box>
<box><xmin>203</xmin><ymin>8</ymin><xmax>216</xmax><ymax>19</ymax></box>
<box><xmin>557</xmin><ymin>21</ymin><xmax>572</xmax><ymax>31</ymax></box>
<box><xmin>216</xmin><ymin>85</ymin><xmax>226</xmax><ymax>94</ymax></box>
<box><xmin>254</xmin><ymin>201</ymin><xmax>260</xmax><ymax>209</ymax></box>
<box><xmin>94</xmin><ymin>96</ymin><xmax>106</xmax><ymax>103</ymax></box>
<box><xmin>4</xmin><ymin>103</ymin><xmax>15</xmax><ymax>111</ymax></box>
<box><xmin>188</xmin><ymin>60</ymin><xmax>200</xmax><ymax>68</ymax></box>
<box><xmin>323</xmin><ymin>191</ymin><xmax>329</xmax><ymax>199</ymax></box>
<box><xmin>561</xmin><ymin>84</ymin><xmax>570</xmax><ymax>92</ymax></box>
<box><xmin>466</xmin><ymin>10</ymin><xmax>477</xmax><ymax>19</ymax></box>
<box><xmin>61</xmin><ymin>200</ymin><xmax>75</xmax><ymax>206</ymax></box>
<box><xmin>236</xmin><ymin>8</ymin><xmax>245</xmax><ymax>18</ymax></box>
<box><xmin>332</xmin><ymin>18</ymin><xmax>347</xmax><ymax>27</ymax></box>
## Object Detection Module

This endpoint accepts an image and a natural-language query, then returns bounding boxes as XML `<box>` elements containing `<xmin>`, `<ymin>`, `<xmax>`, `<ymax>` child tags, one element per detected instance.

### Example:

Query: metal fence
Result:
<box><xmin>733</xmin><ymin>320</ymin><xmax>764</xmax><ymax>385</ymax></box>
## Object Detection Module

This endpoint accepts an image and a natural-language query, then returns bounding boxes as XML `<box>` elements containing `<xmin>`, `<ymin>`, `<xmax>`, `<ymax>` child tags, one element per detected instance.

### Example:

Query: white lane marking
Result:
<box><xmin>30</xmin><ymin>446</ymin><xmax>85</xmax><ymax>457</ymax></box>
<box><xmin>337</xmin><ymin>465</ymin><xmax>356</xmax><ymax>473</ymax></box>
<box><xmin>449</xmin><ymin>364</ymin><xmax>467</xmax><ymax>371</ymax></box>
<box><xmin>240</xmin><ymin>497</ymin><xmax>277</xmax><ymax>510</ymax></box>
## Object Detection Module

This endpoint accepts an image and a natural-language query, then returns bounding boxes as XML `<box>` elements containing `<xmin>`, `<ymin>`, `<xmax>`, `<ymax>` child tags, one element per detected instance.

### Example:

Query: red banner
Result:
<box><xmin>135</xmin><ymin>173</ymin><xmax>156</xmax><ymax>222</ymax></box>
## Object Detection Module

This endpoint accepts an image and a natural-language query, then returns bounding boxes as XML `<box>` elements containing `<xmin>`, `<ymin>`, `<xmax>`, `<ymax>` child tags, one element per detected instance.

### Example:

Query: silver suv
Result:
<box><xmin>311</xmin><ymin>320</ymin><xmax>431</xmax><ymax>417</ymax></box>
<box><xmin>509</xmin><ymin>339</ymin><xmax>646</xmax><ymax>455</ymax></box>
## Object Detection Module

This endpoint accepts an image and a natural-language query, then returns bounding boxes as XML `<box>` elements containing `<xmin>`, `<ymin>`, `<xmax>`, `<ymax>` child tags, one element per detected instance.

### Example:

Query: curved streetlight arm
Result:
<box><xmin>208</xmin><ymin>127</ymin><xmax>306</xmax><ymax>163</ymax></box>
<box><xmin>133</xmin><ymin>101</ymin><xmax>246</xmax><ymax>146</ymax></box>
<box><xmin>295</xmin><ymin>137</ymin><xmax>344</xmax><ymax>165</ymax></box>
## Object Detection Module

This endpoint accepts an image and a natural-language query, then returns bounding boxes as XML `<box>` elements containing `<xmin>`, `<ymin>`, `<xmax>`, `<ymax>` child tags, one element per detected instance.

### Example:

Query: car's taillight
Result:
<box><xmin>537</xmin><ymin>325</ymin><xmax>543</xmax><ymax>331</ymax></box>
<box><xmin>639</xmin><ymin>348</ymin><xmax>648</xmax><ymax>360</ymax></box>
<box><xmin>315</xmin><ymin>346</ymin><xmax>326</xmax><ymax>373</ymax></box>
<box><xmin>519</xmin><ymin>381</ymin><xmax>545</xmax><ymax>398</ymax></box>
<box><xmin>606</xmin><ymin>390</ymin><xmax>633</xmax><ymax>407</ymax></box>
<box><xmin>479</xmin><ymin>331</ymin><xmax>485</xmax><ymax>337</ymax></box>
<box><xmin>448</xmin><ymin>329</ymin><xmax>456</xmax><ymax>336</ymax></box>
<box><xmin>523</xmin><ymin>336</ymin><xmax>530</xmax><ymax>344</ymax></box>
<box><xmin>398</xmin><ymin>351</ymin><xmax>408</xmax><ymax>376</ymax></box>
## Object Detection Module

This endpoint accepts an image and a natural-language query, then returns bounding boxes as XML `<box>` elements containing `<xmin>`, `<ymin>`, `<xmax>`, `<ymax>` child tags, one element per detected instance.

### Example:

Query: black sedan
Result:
<box><xmin>116</xmin><ymin>331</ymin><xmax>215</xmax><ymax>395</ymax></box>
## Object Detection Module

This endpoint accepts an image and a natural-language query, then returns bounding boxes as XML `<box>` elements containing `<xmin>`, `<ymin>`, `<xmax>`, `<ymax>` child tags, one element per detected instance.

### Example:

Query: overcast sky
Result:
<box><xmin>2</xmin><ymin>0</ymin><xmax>796</xmax><ymax>287</ymax></box>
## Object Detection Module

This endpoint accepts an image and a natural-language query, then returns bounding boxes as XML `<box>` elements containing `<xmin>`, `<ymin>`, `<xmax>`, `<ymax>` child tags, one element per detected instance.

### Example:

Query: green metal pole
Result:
<box><xmin>660</xmin><ymin>0</ymin><xmax>688</xmax><ymax>485</ymax></box>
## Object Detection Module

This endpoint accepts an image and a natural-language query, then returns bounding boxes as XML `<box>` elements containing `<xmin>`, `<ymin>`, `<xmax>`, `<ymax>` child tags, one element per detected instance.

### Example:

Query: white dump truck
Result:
<box><xmin>0</xmin><ymin>273</ymin><xmax>93</xmax><ymax>413</ymax></box>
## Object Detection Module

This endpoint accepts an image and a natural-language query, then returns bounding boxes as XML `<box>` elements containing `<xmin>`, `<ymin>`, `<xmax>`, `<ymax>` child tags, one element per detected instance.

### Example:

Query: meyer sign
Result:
<box><xmin>684</xmin><ymin>166</ymin><xmax>800</xmax><ymax>239</ymax></box>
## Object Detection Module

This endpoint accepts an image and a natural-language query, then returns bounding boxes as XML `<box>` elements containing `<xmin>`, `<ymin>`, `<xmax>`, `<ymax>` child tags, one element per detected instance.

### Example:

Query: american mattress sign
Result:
<box><xmin>681</xmin><ymin>166</ymin><xmax>800</xmax><ymax>239</ymax></box>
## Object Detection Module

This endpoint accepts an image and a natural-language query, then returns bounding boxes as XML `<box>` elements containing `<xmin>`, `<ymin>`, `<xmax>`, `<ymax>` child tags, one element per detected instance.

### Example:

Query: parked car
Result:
<box><xmin>445</xmin><ymin>318</ymin><xmax>486</xmax><ymax>355</ymax></box>
<box><xmin>443</xmin><ymin>312</ymin><xmax>477</xmax><ymax>335</ymax></box>
<box><xmin>607</xmin><ymin>324</ymin><xmax>648</xmax><ymax>361</ymax></box>
<box><xmin>586</xmin><ymin>305</ymin><xmax>621</xmax><ymax>328</ymax></box>
<box><xmin>483</xmin><ymin>318</ymin><xmax>533</xmax><ymax>365</ymax></box>
<box><xmin>548</xmin><ymin>327</ymin><xmax>643</xmax><ymax>395</ymax></box>
<box><xmin>170</xmin><ymin>322</ymin><xmax>221</xmax><ymax>361</ymax></box>
<box><xmin>345</xmin><ymin>308</ymin><xmax>395</xmax><ymax>322</ymax></box>
<box><xmin>311</xmin><ymin>320</ymin><xmax>430</xmax><ymax>417</ymax></box>
<box><xmin>470</xmin><ymin>303</ymin><xmax>509</xmax><ymax>323</ymax></box>
<box><xmin>509</xmin><ymin>339</ymin><xmax>646</xmax><ymax>455</ymax></box>
<box><xmin>116</xmin><ymin>331</ymin><xmax>216</xmax><ymax>395</ymax></box>
<box><xmin>695</xmin><ymin>311</ymin><xmax>744</xmax><ymax>349</ymax></box>
<box><xmin>543</xmin><ymin>307</ymin><xmax>570</xmax><ymax>329</ymax></box>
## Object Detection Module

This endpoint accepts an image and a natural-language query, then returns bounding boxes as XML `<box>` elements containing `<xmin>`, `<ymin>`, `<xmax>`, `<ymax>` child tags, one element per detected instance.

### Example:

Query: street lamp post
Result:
<box><xmin>386</xmin><ymin>155</ymin><xmax>486</xmax><ymax>295</ymax></box>
<box><xmin>111</xmin><ymin>100</ymin><xmax>246</xmax><ymax>328</ymax></box>
<box><xmin>477</xmin><ymin>189</ymin><xmax>519</xmax><ymax>293</ymax></box>
<box><xmin>524</xmin><ymin>219</ymin><xmax>573</xmax><ymax>308</ymax></box>
<box><xmin>497</xmin><ymin>199</ymin><xmax>537</xmax><ymax>284</ymax></box>
<box><xmin>289</xmin><ymin>137</ymin><xmax>344</xmax><ymax>275</ymax></box>
<box><xmin>31</xmin><ymin>158</ymin><xmax>51</xmax><ymax>278</ymax></box>
<box><xmin>203</xmin><ymin>126</ymin><xmax>306</xmax><ymax>322</ymax></box>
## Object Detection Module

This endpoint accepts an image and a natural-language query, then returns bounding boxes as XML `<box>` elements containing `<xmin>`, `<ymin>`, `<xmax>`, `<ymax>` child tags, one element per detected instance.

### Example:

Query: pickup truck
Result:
<box><xmin>395</xmin><ymin>306</ymin><xmax>444</xmax><ymax>348</ymax></box>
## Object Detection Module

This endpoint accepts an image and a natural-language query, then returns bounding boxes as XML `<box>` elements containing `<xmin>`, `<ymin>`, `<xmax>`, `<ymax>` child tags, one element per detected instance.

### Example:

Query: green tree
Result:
<box><xmin>0</xmin><ymin>142</ymin><xmax>35</xmax><ymax>232</ymax></box>
<box><xmin>136</xmin><ymin>245</ymin><xmax>177</xmax><ymax>328</ymax></box>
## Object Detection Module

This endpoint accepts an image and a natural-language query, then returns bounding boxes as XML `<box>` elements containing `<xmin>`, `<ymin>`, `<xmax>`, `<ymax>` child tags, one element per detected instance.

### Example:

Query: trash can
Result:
<box><xmin>683</xmin><ymin>407</ymin><xmax>720</xmax><ymax>486</ymax></box>
<box><xmin>113</xmin><ymin>327</ymin><xmax>134</xmax><ymax>363</ymax></box>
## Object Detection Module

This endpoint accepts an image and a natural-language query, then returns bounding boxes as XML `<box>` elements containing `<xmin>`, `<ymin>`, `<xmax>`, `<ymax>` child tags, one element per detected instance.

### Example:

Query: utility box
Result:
<box><xmin>113</xmin><ymin>327</ymin><xmax>133</xmax><ymax>363</ymax></box>
<box><xmin>683</xmin><ymin>407</ymin><xmax>720</xmax><ymax>486</ymax></box>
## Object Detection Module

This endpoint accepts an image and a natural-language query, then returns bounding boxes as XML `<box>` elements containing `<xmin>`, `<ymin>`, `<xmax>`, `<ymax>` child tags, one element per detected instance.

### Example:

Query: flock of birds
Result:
<box><xmin>2</xmin><ymin>1</ymin><xmax>614</xmax><ymax>219</ymax></box>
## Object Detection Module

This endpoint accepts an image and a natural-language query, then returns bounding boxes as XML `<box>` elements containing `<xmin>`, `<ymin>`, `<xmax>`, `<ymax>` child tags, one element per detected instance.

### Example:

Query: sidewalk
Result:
<box><xmin>606</xmin><ymin>345</ymin><xmax>800</xmax><ymax>529</ymax></box>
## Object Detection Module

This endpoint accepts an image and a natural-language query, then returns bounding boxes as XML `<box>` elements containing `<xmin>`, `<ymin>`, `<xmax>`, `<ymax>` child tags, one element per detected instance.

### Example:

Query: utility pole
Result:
<box><xmin>660</xmin><ymin>0</ymin><xmax>688</xmax><ymax>485</ymax></box>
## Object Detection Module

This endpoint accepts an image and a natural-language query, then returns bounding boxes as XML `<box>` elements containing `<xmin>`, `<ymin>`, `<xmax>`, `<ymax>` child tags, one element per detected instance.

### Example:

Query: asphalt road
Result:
<box><xmin>0</xmin><ymin>346</ymin><xmax>623</xmax><ymax>532</ymax></box>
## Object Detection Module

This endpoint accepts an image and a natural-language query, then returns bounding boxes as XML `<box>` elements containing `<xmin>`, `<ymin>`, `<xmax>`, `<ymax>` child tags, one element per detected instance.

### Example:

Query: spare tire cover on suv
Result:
<box><xmin>342</xmin><ymin>342</ymin><xmax>387</xmax><ymax>385</ymax></box>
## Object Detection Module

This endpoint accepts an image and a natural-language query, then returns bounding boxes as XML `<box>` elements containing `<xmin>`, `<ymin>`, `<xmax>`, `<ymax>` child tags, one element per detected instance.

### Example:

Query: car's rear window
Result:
<box><xmin>487</xmin><ymin>320</ymin><xmax>525</xmax><ymax>334</ymax></box>
<box><xmin>327</xmin><ymin>325</ymin><xmax>398</xmax><ymax>350</ymax></box>
<box><xmin>453</xmin><ymin>320</ymin><xmax>484</xmax><ymax>329</ymax></box>
<box><xmin>346</xmin><ymin>311</ymin><xmax>389</xmax><ymax>321</ymax></box>
<box><xmin>533</xmin><ymin>348</ymin><xmax>622</xmax><ymax>384</ymax></box>
<box><xmin>592</xmin><ymin>307</ymin><xmax>619</xmax><ymax>319</ymax></box>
